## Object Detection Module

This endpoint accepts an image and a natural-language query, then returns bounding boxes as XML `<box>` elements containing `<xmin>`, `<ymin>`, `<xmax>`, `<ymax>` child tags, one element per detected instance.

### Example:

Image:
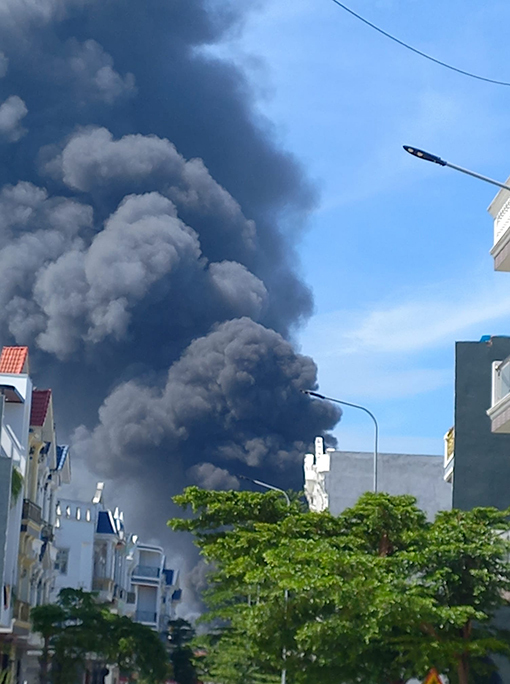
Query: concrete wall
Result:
<box><xmin>0</xmin><ymin>457</ymin><xmax>12</xmax><ymax>628</ymax></box>
<box><xmin>453</xmin><ymin>338</ymin><xmax>510</xmax><ymax>683</ymax></box>
<box><xmin>453</xmin><ymin>337</ymin><xmax>510</xmax><ymax>510</ymax></box>
<box><xmin>52</xmin><ymin>500</ymin><xmax>96</xmax><ymax>598</ymax></box>
<box><xmin>325</xmin><ymin>451</ymin><xmax>452</xmax><ymax>519</ymax></box>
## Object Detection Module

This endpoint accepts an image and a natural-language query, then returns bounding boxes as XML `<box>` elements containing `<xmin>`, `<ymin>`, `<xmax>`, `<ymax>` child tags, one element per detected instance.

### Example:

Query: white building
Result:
<box><xmin>51</xmin><ymin>484</ymin><xmax>135</xmax><ymax>615</ymax></box>
<box><xmin>52</xmin><ymin>485</ymin><xmax>181</xmax><ymax>634</ymax></box>
<box><xmin>131</xmin><ymin>542</ymin><xmax>180</xmax><ymax>632</ymax></box>
<box><xmin>304</xmin><ymin>436</ymin><xmax>452</xmax><ymax>519</ymax></box>
<box><xmin>0</xmin><ymin>347</ymin><xmax>33</xmax><ymax>641</ymax></box>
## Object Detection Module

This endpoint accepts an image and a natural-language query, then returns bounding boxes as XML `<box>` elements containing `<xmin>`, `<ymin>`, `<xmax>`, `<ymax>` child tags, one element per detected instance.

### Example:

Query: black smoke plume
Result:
<box><xmin>0</xmin><ymin>0</ymin><xmax>340</xmax><ymax>611</ymax></box>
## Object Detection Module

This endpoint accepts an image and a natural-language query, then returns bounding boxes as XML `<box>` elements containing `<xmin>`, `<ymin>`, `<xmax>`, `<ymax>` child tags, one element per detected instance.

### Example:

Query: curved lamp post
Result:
<box><xmin>301</xmin><ymin>389</ymin><xmax>379</xmax><ymax>493</ymax></box>
<box><xmin>403</xmin><ymin>146</ymin><xmax>510</xmax><ymax>192</ymax></box>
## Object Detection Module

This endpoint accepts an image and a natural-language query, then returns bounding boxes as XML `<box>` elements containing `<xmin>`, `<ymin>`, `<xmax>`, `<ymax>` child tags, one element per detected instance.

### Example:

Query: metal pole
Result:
<box><xmin>444</xmin><ymin>161</ymin><xmax>510</xmax><ymax>192</ymax></box>
<box><xmin>301</xmin><ymin>390</ymin><xmax>379</xmax><ymax>493</ymax></box>
<box><xmin>238</xmin><ymin>475</ymin><xmax>289</xmax><ymax>684</ymax></box>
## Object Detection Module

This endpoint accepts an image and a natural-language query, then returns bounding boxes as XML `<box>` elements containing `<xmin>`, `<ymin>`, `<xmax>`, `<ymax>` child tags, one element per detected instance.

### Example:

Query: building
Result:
<box><xmin>51</xmin><ymin>484</ymin><xmax>135</xmax><ymax>613</ymax></box>
<box><xmin>52</xmin><ymin>484</ymin><xmax>181</xmax><ymax>635</ymax></box>
<box><xmin>0</xmin><ymin>347</ymin><xmax>33</xmax><ymax>678</ymax></box>
<box><xmin>16</xmin><ymin>389</ymin><xmax>70</xmax><ymax>633</ymax></box>
<box><xmin>131</xmin><ymin>542</ymin><xmax>180</xmax><ymax>632</ymax></box>
<box><xmin>445</xmin><ymin>336</ymin><xmax>510</xmax><ymax>509</ymax></box>
<box><xmin>304</xmin><ymin>436</ymin><xmax>452</xmax><ymax>518</ymax></box>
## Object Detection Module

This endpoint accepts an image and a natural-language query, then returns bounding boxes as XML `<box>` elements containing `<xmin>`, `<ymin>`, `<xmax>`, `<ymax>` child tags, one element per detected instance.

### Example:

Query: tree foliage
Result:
<box><xmin>31</xmin><ymin>588</ymin><xmax>169</xmax><ymax>684</ymax></box>
<box><xmin>169</xmin><ymin>487</ymin><xmax>510</xmax><ymax>684</ymax></box>
<box><xmin>167</xmin><ymin>618</ymin><xmax>198</xmax><ymax>684</ymax></box>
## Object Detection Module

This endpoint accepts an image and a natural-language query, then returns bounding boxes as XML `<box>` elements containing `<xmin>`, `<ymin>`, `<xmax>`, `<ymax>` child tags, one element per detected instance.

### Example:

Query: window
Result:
<box><xmin>55</xmin><ymin>548</ymin><xmax>69</xmax><ymax>575</ymax></box>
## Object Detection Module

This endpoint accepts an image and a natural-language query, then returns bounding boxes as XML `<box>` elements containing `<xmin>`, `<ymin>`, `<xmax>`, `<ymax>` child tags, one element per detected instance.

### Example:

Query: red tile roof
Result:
<box><xmin>0</xmin><ymin>346</ymin><xmax>29</xmax><ymax>374</ymax></box>
<box><xmin>30</xmin><ymin>389</ymin><xmax>52</xmax><ymax>427</ymax></box>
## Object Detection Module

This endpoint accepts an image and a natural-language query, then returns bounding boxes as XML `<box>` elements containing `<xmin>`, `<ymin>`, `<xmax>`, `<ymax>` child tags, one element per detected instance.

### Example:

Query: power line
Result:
<box><xmin>330</xmin><ymin>0</ymin><xmax>510</xmax><ymax>87</ymax></box>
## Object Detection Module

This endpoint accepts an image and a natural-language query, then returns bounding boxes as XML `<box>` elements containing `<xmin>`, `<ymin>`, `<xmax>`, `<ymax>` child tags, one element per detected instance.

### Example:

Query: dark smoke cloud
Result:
<box><xmin>0</xmin><ymin>0</ymin><xmax>340</xmax><ymax>609</ymax></box>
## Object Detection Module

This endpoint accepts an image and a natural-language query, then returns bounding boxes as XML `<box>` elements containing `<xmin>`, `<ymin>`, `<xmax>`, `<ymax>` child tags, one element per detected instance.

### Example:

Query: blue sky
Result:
<box><xmin>205</xmin><ymin>0</ymin><xmax>510</xmax><ymax>455</ymax></box>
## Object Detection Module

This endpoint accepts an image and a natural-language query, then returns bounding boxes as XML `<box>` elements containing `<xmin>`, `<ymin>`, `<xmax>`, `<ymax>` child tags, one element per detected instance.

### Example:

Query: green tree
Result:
<box><xmin>167</xmin><ymin>619</ymin><xmax>197</xmax><ymax>684</ymax></box>
<box><xmin>31</xmin><ymin>603</ymin><xmax>66</xmax><ymax>684</ymax></box>
<box><xmin>169</xmin><ymin>487</ymin><xmax>510</xmax><ymax>684</ymax></box>
<box><xmin>31</xmin><ymin>589</ymin><xmax>169</xmax><ymax>684</ymax></box>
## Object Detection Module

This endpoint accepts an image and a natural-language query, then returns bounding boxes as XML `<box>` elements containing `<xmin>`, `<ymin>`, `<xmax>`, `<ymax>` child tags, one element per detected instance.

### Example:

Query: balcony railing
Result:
<box><xmin>490</xmin><ymin>192</ymin><xmax>510</xmax><ymax>271</ymax></box>
<box><xmin>22</xmin><ymin>500</ymin><xmax>42</xmax><ymax>525</ymax></box>
<box><xmin>132</xmin><ymin>565</ymin><xmax>160</xmax><ymax>579</ymax></box>
<box><xmin>488</xmin><ymin>359</ymin><xmax>510</xmax><ymax>433</ymax></box>
<box><xmin>135</xmin><ymin>610</ymin><xmax>157</xmax><ymax>624</ymax></box>
<box><xmin>493</xmin><ymin>358</ymin><xmax>510</xmax><ymax>404</ymax></box>
<box><xmin>494</xmin><ymin>198</ymin><xmax>510</xmax><ymax>246</ymax></box>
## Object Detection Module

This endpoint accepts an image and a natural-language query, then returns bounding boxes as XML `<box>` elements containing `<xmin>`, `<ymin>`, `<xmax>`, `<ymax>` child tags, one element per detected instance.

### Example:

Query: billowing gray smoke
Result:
<box><xmin>0</xmin><ymin>0</ymin><xmax>340</xmax><ymax>610</ymax></box>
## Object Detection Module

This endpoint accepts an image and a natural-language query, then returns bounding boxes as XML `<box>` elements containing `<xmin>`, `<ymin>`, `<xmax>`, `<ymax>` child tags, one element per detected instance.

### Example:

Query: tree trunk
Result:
<box><xmin>457</xmin><ymin>654</ymin><xmax>469</xmax><ymax>684</ymax></box>
<box><xmin>39</xmin><ymin>636</ymin><xmax>50</xmax><ymax>684</ymax></box>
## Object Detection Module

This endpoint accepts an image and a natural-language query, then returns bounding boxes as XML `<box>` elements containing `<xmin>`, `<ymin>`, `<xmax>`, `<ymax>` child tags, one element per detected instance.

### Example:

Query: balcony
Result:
<box><xmin>135</xmin><ymin>610</ymin><xmax>157</xmax><ymax>624</ymax></box>
<box><xmin>92</xmin><ymin>577</ymin><xmax>115</xmax><ymax>600</ymax></box>
<box><xmin>487</xmin><ymin>359</ymin><xmax>510</xmax><ymax>432</ymax></box>
<box><xmin>132</xmin><ymin>565</ymin><xmax>161</xmax><ymax>581</ymax></box>
<box><xmin>21</xmin><ymin>500</ymin><xmax>42</xmax><ymax>536</ymax></box>
<box><xmin>489</xmin><ymin>189</ymin><xmax>510</xmax><ymax>271</ymax></box>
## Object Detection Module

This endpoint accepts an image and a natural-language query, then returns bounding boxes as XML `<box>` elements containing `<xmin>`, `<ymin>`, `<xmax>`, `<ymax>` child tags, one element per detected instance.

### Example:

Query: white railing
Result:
<box><xmin>492</xmin><ymin>359</ymin><xmax>510</xmax><ymax>406</ymax></box>
<box><xmin>495</xmin><ymin>198</ymin><xmax>510</xmax><ymax>246</ymax></box>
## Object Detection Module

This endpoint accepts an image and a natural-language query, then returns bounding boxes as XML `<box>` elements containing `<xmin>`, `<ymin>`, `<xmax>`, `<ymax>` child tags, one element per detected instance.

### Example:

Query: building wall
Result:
<box><xmin>453</xmin><ymin>337</ymin><xmax>510</xmax><ymax>510</ymax></box>
<box><xmin>0</xmin><ymin>457</ymin><xmax>13</xmax><ymax>629</ymax></box>
<box><xmin>325</xmin><ymin>451</ymin><xmax>452</xmax><ymax>518</ymax></box>
<box><xmin>453</xmin><ymin>338</ymin><xmax>510</xmax><ymax>684</ymax></box>
<box><xmin>52</xmin><ymin>500</ymin><xmax>96</xmax><ymax>598</ymax></box>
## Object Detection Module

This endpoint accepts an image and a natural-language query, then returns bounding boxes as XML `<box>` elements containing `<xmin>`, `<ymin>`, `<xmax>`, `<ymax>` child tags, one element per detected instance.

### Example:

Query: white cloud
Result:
<box><xmin>306</xmin><ymin>277</ymin><xmax>510</xmax><ymax>358</ymax></box>
<box><xmin>299</xmin><ymin>272</ymin><xmax>510</xmax><ymax>401</ymax></box>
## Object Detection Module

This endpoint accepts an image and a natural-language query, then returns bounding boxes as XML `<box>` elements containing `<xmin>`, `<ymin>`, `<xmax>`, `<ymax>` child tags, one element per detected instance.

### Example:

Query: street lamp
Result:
<box><xmin>238</xmin><ymin>475</ymin><xmax>290</xmax><ymax>684</ymax></box>
<box><xmin>301</xmin><ymin>390</ymin><xmax>379</xmax><ymax>493</ymax></box>
<box><xmin>403</xmin><ymin>146</ymin><xmax>510</xmax><ymax>192</ymax></box>
<box><xmin>238</xmin><ymin>474</ymin><xmax>291</xmax><ymax>506</ymax></box>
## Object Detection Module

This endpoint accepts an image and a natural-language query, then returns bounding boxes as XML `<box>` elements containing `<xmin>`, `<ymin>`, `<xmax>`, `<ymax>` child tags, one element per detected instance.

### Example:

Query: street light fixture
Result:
<box><xmin>301</xmin><ymin>390</ymin><xmax>379</xmax><ymax>493</ymax></box>
<box><xmin>238</xmin><ymin>474</ymin><xmax>291</xmax><ymax>507</ymax></box>
<box><xmin>403</xmin><ymin>145</ymin><xmax>510</xmax><ymax>192</ymax></box>
<box><xmin>238</xmin><ymin>474</ymin><xmax>290</xmax><ymax>684</ymax></box>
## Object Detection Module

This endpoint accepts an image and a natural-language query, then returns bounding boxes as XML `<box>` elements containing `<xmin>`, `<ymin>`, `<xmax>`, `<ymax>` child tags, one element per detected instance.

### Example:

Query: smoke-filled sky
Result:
<box><xmin>0</xmin><ymin>0</ymin><xmax>340</xmax><ymax>605</ymax></box>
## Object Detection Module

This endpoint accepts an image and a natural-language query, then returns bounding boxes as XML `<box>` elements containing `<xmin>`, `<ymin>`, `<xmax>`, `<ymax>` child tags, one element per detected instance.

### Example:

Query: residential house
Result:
<box><xmin>130</xmin><ymin>543</ymin><xmax>180</xmax><ymax>633</ymax></box>
<box><xmin>52</xmin><ymin>484</ymin><xmax>181</xmax><ymax>634</ymax></box>
<box><xmin>0</xmin><ymin>347</ymin><xmax>33</xmax><ymax>679</ymax></box>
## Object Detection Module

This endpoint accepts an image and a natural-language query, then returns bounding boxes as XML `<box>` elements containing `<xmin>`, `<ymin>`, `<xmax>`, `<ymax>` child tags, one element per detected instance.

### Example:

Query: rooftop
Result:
<box><xmin>30</xmin><ymin>389</ymin><xmax>52</xmax><ymax>427</ymax></box>
<box><xmin>96</xmin><ymin>510</ymin><xmax>117</xmax><ymax>535</ymax></box>
<box><xmin>56</xmin><ymin>445</ymin><xmax>69</xmax><ymax>471</ymax></box>
<box><xmin>0</xmin><ymin>346</ymin><xmax>29</xmax><ymax>375</ymax></box>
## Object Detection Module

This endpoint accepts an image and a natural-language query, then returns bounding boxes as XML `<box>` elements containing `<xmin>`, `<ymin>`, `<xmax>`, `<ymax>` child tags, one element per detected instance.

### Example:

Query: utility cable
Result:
<box><xmin>330</xmin><ymin>0</ymin><xmax>510</xmax><ymax>87</ymax></box>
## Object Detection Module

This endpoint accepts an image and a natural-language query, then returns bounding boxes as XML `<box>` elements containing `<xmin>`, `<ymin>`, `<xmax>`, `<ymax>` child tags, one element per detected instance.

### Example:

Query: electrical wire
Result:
<box><xmin>330</xmin><ymin>0</ymin><xmax>510</xmax><ymax>87</ymax></box>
